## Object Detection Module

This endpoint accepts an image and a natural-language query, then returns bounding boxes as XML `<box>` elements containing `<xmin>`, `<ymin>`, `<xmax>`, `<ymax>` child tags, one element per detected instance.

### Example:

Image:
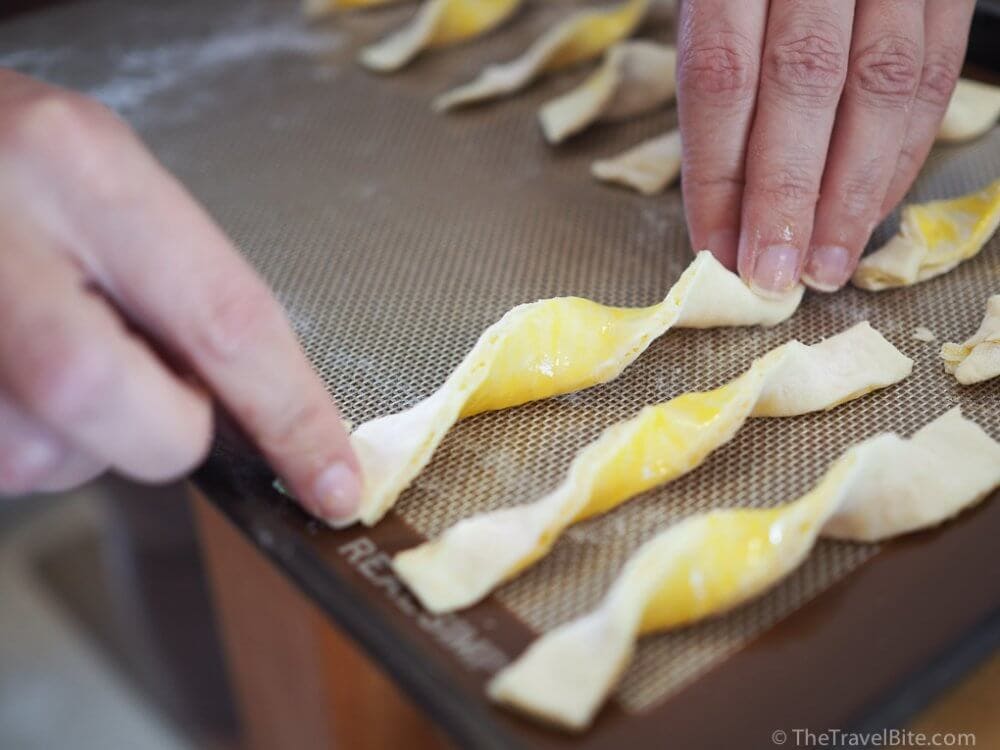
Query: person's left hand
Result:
<box><xmin>676</xmin><ymin>0</ymin><xmax>976</xmax><ymax>295</ymax></box>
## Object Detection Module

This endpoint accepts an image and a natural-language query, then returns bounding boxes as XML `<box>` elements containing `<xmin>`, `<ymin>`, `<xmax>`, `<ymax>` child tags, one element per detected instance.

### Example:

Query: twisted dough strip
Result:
<box><xmin>853</xmin><ymin>177</ymin><xmax>1000</xmax><ymax>290</ymax></box>
<box><xmin>591</xmin><ymin>128</ymin><xmax>680</xmax><ymax>195</ymax></box>
<box><xmin>342</xmin><ymin>251</ymin><xmax>802</xmax><ymax>527</ymax></box>
<box><xmin>942</xmin><ymin>294</ymin><xmax>1000</xmax><ymax>384</ymax></box>
<box><xmin>303</xmin><ymin>0</ymin><xmax>404</xmax><ymax>15</ymax></box>
<box><xmin>539</xmin><ymin>40</ymin><xmax>676</xmax><ymax>144</ymax></box>
<box><xmin>489</xmin><ymin>407</ymin><xmax>1000</xmax><ymax>731</ymax></box>
<box><xmin>393</xmin><ymin>322</ymin><xmax>912</xmax><ymax>610</ymax></box>
<box><xmin>359</xmin><ymin>0</ymin><xmax>523</xmax><ymax>73</ymax></box>
<box><xmin>433</xmin><ymin>0</ymin><xmax>650</xmax><ymax>111</ymax></box>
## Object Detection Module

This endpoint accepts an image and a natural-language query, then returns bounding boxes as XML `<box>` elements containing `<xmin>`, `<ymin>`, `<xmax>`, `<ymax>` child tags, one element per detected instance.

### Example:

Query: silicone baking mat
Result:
<box><xmin>5</xmin><ymin>0</ymin><xmax>997</xmax><ymax>746</ymax></box>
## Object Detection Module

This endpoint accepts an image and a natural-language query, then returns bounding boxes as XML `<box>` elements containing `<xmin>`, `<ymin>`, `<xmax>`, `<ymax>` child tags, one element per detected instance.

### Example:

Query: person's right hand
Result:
<box><xmin>0</xmin><ymin>70</ymin><xmax>362</xmax><ymax>522</ymax></box>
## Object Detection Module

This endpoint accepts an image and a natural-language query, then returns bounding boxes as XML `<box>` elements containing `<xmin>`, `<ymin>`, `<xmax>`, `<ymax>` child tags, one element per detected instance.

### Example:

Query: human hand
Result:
<box><xmin>676</xmin><ymin>0</ymin><xmax>976</xmax><ymax>294</ymax></box>
<box><xmin>0</xmin><ymin>70</ymin><xmax>361</xmax><ymax>521</ymax></box>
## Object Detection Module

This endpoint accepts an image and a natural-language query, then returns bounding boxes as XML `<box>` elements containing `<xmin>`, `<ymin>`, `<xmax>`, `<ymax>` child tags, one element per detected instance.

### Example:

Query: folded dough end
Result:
<box><xmin>591</xmin><ymin>129</ymin><xmax>682</xmax><ymax>195</ymax></box>
<box><xmin>488</xmin><ymin>611</ymin><xmax>632</xmax><ymax>731</ymax></box>
<box><xmin>823</xmin><ymin>408</ymin><xmax>1000</xmax><ymax>542</ymax></box>
<box><xmin>540</xmin><ymin>40</ymin><xmax>676</xmax><ymax>144</ymax></box>
<box><xmin>941</xmin><ymin>294</ymin><xmax>1000</xmax><ymax>385</ymax></box>
<box><xmin>937</xmin><ymin>78</ymin><xmax>1000</xmax><ymax>143</ymax></box>
<box><xmin>853</xmin><ymin>178</ymin><xmax>1000</xmax><ymax>291</ymax></box>
<box><xmin>752</xmin><ymin>322</ymin><xmax>912</xmax><ymax>417</ymax></box>
<box><xmin>393</xmin><ymin>502</ymin><xmax>554</xmax><ymax>611</ymax></box>
<box><xmin>675</xmin><ymin>250</ymin><xmax>803</xmax><ymax>328</ymax></box>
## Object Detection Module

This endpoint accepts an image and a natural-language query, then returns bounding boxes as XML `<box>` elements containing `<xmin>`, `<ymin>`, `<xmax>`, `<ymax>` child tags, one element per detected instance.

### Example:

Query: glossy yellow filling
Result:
<box><xmin>546</xmin><ymin>0</ymin><xmax>649</xmax><ymax>71</ymax></box>
<box><xmin>460</xmin><ymin>298</ymin><xmax>657</xmax><ymax>416</ymax></box>
<box><xmin>430</xmin><ymin>0</ymin><xmax>521</xmax><ymax>46</ymax></box>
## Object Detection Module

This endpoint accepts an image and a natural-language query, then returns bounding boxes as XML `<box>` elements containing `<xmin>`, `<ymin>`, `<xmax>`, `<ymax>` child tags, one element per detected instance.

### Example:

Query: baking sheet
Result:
<box><xmin>4</xmin><ymin>0</ymin><xmax>998</xmax><ymax>743</ymax></box>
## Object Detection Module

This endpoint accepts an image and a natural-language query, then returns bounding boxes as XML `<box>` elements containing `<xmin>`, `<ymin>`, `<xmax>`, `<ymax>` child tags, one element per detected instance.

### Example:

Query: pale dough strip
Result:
<box><xmin>488</xmin><ymin>407</ymin><xmax>1000</xmax><ymax>731</ymax></box>
<box><xmin>341</xmin><ymin>251</ymin><xmax>802</xmax><ymax>528</ymax></box>
<box><xmin>434</xmin><ymin>0</ymin><xmax>650</xmax><ymax>111</ymax></box>
<box><xmin>591</xmin><ymin>128</ymin><xmax>680</xmax><ymax>195</ymax></box>
<box><xmin>393</xmin><ymin>322</ymin><xmax>912</xmax><ymax>612</ymax></box>
<box><xmin>942</xmin><ymin>294</ymin><xmax>1000</xmax><ymax>385</ymax></box>
<box><xmin>359</xmin><ymin>0</ymin><xmax>523</xmax><ymax>73</ymax></box>
<box><xmin>539</xmin><ymin>40</ymin><xmax>676</xmax><ymax>144</ymax></box>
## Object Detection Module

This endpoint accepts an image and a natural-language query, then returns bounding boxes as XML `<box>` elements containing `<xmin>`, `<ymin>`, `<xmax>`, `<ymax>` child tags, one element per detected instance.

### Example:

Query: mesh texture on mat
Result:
<box><xmin>7</xmin><ymin>0</ymin><xmax>998</xmax><ymax>715</ymax></box>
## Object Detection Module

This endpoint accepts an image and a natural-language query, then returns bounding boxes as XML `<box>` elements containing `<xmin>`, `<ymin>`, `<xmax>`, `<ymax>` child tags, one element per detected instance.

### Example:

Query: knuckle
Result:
<box><xmin>194</xmin><ymin>277</ymin><xmax>279</xmax><ymax>363</ymax></box>
<box><xmin>0</xmin><ymin>88</ymin><xmax>131</xmax><ymax>203</ymax></box>
<box><xmin>752</xmin><ymin>164</ymin><xmax>819</xmax><ymax>208</ymax></box>
<box><xmin>763</xmin><ymin>27</ymin><xmax>847</xmax><ymax>103</ymax></box>
<box><xmin>850</xmin><ymin>35</ymin><xmax>922</xmax><ymax>106</ymax></box>
<box><xmin>14</xmin><ymin>321</ymin><xmax>119</xmax><ymax>426</ymax></box>
<box><xmin>1</xmin><ymin>89</ymin><xmax>116</xmax><ymax>154</ymax></box>
<box><xmin>832</xmin><ymin>164</ymin><xmax>884</xmax><ymax>220</ymax></box>
<box><xmin>680</xmin><ymin>32</ymin><xmax>759</xmax><ymax>100</ymax></box>
<box><xmin>917</xmin><ymin>48</ymin><xmax>963</xmax><ymax>108</ymax></box>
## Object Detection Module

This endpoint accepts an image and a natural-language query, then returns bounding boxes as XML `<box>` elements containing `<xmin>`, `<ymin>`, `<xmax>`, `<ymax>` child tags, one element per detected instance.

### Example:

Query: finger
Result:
<box><xmin>0</xmin><ymin>230</ymin><xmax>213</xmax><ymax>484</ymax></box>
<box><xmin>804</xmin><ymin>0</ymin><xmax>925</xmax><ymax>292</ymax></box>
<box><xmin>2</xmin><ymin>89</ymin><xmax>360</xmax><ymax>520</ymax></box>
<box><xmin>737</xmin><ymin>0</ymin><xmax>856</xmax><ymax>294</ymax></box>
<box><xmin>677</xmin><ymin>0</ymin><xmax>768</xmax><ymax>269</ymax></box>
<box><xmin>0</xmin><ymin>392</ymin><xmax>65</xmax><ymax>495</ymax></box>
<box><xmin>880</xmin><ymin>0</ymin><xmax>975</xmax><ymax>215</ymax></box>
<box><xmin>0</xmin><ymin>391</ymin><xmax>106</xmax><ymax>496</ymax></box>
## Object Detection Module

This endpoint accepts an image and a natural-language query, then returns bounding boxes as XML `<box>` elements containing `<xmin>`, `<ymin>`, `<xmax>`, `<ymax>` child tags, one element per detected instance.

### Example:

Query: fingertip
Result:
<box><xmin>802</xmin><ymin>244</ymin><xmax>852</xmax><ymax>293</ymax></box>
<box><xmin>312</xmin><ymin>460</ymin><xmax>362</xmax><ymax>521</ymax></box>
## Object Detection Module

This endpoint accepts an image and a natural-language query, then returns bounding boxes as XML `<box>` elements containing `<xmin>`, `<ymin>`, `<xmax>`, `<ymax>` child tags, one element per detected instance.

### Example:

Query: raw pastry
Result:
<box><xmin>342</xmin><ymin>251</ymin><xmax>803</xmax><ymax>528</ymax></box>
<box><xmin>538</xmin><ymin>40</ymin><xmax>676</xmax><ymax>144</ymax></box>
<box><xmin>852</xmin><ymin>177</ymin><xmax>1000</xmax><ymax>291</ymax></box>
<box><xmin>394</xmin><ymin>322</ymin><xmax>912</xmax><ymax>613</ymax></box>
<box><xmin>434</xmin><ymin>0</ymin><xmax>650</xmax><ymax>111</ymax></box>
<box><xmin>911</xmin><ymin>326</ymin><xmax>936</xmax><ymax>342</ymax></box>
<box><xmin>359</xmin><ymin>0</ymin><xmax>523</xmax><ymax>73</ymax></box>
<box><xmin>937</xmin><ymin>78</ymin><xmax>1000</xmax><ymax>143</ymax></box>
<box><xmin>591</xmin><ymin>128</ymin><xmax>680</xmax><ymax>195</ymax></box>
<box><xmin>304</xmin><ymin>0</ymin><xmax>403</xmax><ymax>15</ymax></box>
<box><xmin>941</xmin><ymin>294</ymin><xmax>1000</xmax><ymax>384</ymax></box>
<box><xmin>489</xmin><ymin>407</ymin><xmax>1000</xmax><ymax>731</ymax></box>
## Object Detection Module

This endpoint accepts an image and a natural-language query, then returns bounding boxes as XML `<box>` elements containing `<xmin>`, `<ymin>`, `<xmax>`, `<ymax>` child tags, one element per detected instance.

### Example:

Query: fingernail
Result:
<box><xmin>313</xmin><ymin>462</ymin><xmax>361</xmax><ymax>520</ymax></box>
<box><xmin>706</xmin><ymin>229</ymin><xmax>738</xmax><ymax>269</ymax></box>
<box><xmin>803</xmin><ymin>245</ymin><xmax>851</xmax><ymax>292</ymax></box>
<box><xmin>751</xmin><ymin>244</ymin><xmax>800</xmax><ymax>296</ymax></box>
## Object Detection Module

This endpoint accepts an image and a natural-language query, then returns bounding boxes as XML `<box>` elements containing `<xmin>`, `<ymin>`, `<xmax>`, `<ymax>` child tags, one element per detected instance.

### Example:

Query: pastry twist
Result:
<box><xmin>342</xmin><ymin>251</ymin><xmax>802</xmax><ymax>527</ymax></box>
<box><xmin>488</xmin><ymin>408</ymin><xmax>1000</xmax><ymax>730</ymax></box>
<box><xmin>360</xmin><ymin>0</ymin><xmax>523</xmax><ymax>72</ymax></box>
<box><xmin>394</xmin><ymin>322</ymin><xmax>912</xmax><ymax>611</ymax></box>
<box><xmin>942</xmin><ymin>294</ymin><xmax>1000</xmax><ymax>384</ymax></box>
<box><xmin>434</xmin><ymin>0</ymin><xmax>651</xmax><ymax>111</ymax></box>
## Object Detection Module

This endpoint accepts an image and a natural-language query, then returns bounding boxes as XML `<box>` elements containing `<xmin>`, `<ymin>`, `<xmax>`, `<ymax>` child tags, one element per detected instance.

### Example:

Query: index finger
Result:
<box><xmin>14</xmin><ymin>90</ymin><xmax>360</xmax><ymax>520</ymax></box>
<box><xmin>677</xmin><ymin>0</ymin><xmax>768</xmax><ymax>269</ymax></box>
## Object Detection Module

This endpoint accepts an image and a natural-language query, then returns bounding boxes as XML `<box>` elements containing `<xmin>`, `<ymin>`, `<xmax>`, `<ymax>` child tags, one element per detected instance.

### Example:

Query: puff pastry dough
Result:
<box><xmin>304</xmin><ymin>0</ymin><xmax>402</xmax><ymax>15</ymax></box>
<box><xmin>394</xmin><ymin>322</ymin><xmax>912</xmax><ymax>612</ymax></box>
<box><xmin>539</xmin><ymin>40</ymin><xmax>676</xmax><ymax>144</ymax></box>
<box><xmin>489</xmin><ymin>407</ymin><xmax>1000</xmax><ymax>731</ymax></box>
<box><xmin>340</xmin><ymin>251</ymin><xmax>802</xmax><ymax>528</ymax></box>
<box><xmin>853</xmin><ymin>178</ymin><xmax>1000</xmax><ymax>291</ymax></box>
<box><xmin>434</xmin><ymin>0</ymin><xmax>650</xmax><ymax>111</ymax></box>
<box><xmin>942</xmin><ymin>294</ymin><xmax>1000</xmax><ymax>384</ymax></box>
<box><xmin>591</xmin><ymin>128</ymin><xmax>680</xmax><ymax>195</ymax></box>
<box><xmin>937</xmin><ymin>78</ymin><xmax>1000</xmax><ymax>143</ymax></box>
<box><xmin>359</xmin><ymin>0</ymin><xmax>522</xmax><ymax>73</ymax></box>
